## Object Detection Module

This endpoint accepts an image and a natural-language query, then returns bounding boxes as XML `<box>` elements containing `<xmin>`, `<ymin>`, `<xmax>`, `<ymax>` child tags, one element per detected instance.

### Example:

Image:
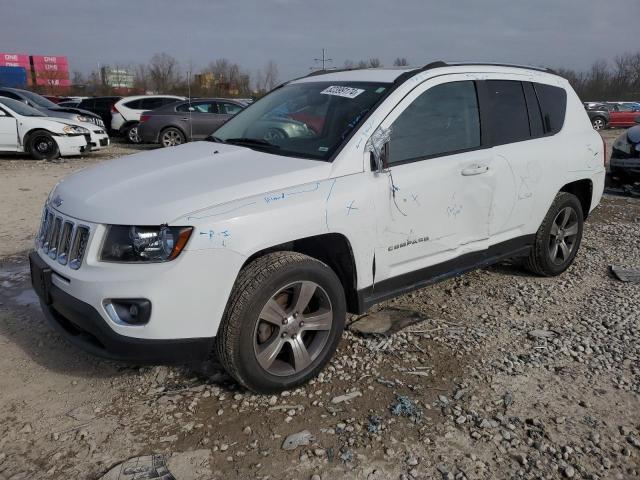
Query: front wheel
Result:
<box><xmin>525</xmin><ymin>192</ymin><xmax>584</xmax><ymax>276</ymax></box>
<box><xmin>215</xmin><ymin>252</ymin><xmax>346</xmax><ymax>393</ymax></box>
<box><xmin>28</xmin><ymin>130</ymin><xmax>60</xmax><ymax>160</ymax></box>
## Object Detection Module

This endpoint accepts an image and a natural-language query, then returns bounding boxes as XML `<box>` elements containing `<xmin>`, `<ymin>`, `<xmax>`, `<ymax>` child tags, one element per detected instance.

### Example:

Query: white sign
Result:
<box><xmin>320</xmin><ymin>86</ymin><xmax>365</xmax><ymax>99</ymax></box>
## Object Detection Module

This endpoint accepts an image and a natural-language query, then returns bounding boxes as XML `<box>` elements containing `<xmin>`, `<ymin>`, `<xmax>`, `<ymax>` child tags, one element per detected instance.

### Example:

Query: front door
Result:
<box><xmin>373</xmin><ymin>76</ymin><xmax>494</xmax><ymax>285</ymax></box>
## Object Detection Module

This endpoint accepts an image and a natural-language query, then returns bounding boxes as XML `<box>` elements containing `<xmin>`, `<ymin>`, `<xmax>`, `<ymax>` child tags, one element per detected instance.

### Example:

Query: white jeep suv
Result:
<box><xmin>30</xmin><ymin>63</ymin><xmax>605</xmax><ymax>393</ymax></box>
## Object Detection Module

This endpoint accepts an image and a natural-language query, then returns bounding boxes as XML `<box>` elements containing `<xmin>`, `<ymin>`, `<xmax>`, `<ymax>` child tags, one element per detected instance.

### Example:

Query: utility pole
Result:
<box><xmin>311</xmin><ymin>49</ymin><xmax>333</xmax><ymax>72</ymax></box>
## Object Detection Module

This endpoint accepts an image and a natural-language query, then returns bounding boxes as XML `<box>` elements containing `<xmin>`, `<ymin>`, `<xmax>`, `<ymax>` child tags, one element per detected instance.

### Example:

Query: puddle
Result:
<box><xmin>0</xmin><ymin>261</ymin><xmax>38</xmax><ymax>309</ymax></box>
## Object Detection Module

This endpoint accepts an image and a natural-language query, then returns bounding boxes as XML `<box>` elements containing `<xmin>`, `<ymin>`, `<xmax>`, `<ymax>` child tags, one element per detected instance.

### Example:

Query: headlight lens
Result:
<box><xmin>101</xmin><ymin>225</ymin><xmax>193</xmax><ymax>262</ymax></box>
<box><xmin>76</xmin><ymin>115</ymin><xmax>89</xmax><ymax>123</ymax></box>
<box><xmin>62</xmin><ymin>124</ymin><xmax>89</xmax><ymax>135</ymax></box>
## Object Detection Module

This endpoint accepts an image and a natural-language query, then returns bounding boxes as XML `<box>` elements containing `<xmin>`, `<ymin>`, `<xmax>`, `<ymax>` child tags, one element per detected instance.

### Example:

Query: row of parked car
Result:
<box><xmin>584</xmin><ymin>101</ymin><xmax>640</xmax><ymax>130</ymax></box>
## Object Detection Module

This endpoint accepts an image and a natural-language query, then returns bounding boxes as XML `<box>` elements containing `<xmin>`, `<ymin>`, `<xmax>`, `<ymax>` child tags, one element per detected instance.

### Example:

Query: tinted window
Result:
<box><xmin>124</xmin><ymin>99</ymin><xmax>143</xmax><ymax>109</ymax></box>
<box><xmin>78</xmin><ymin>99</ymin><xmax>95</xmax><ymax>110</ymax></box>
<box><xmin>140</xmin><ymin>98</ymin><xmax>164</xmax><ymax>110</ymax></box>
<box><xmin>160</xmin><ymin>97</ymin><xmax>180</xmax><ymax>106</ymax></box>
<box><xmin>219</xmin><ymin>102</ymin><xmax>243</xmax><ymax>115</ymax></box>
<box><xmin>388</xmin><ymin>81</ymin><xmax>480</xmax><ymax>164</ymax></box>
<box><xmin>533</xmin><ymin>83</ymin><xmax>567</xmax><ymax>134</ymax></box>
<box><xmin>523</xmin><ymin>82</ymin><xmax>544</xmax><ymax>137</ymax></box>
<box><xmin>0</xmin><ymin>91</ymin><xmax>23</xmax><ymax>101</ymax></box>
<box><xmin>486</xmin><ymin>80</ymin><xmax>530</xmax><ymax>144</ymax></box>
<box><xmin>94</xmin><ymin>98</ymin><xmax>116</xmax><ymax>109</ymax></box>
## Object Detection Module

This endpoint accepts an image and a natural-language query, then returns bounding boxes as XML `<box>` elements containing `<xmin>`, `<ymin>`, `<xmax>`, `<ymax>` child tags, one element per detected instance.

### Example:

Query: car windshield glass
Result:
<box><xmin>0</xmin><ymin>97</ymin><xmax>46</xmax><ymax>116</ymax></box>
<box><xmin>19</xmin><ymin>90</ymin><xmax>58</xmax><ymax>108</ymax></box>
<box><xmin>211</xmin><ymin>81</ymin><xmax>390</xmax><ymax>160</ymax></box>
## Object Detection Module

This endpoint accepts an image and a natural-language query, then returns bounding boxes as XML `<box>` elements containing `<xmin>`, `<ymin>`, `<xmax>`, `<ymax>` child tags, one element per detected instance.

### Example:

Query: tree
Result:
<box><xmin>393</xmin><ymin>57</ymin><xmax>409</xmax><ymax>66</ymax></box>
<box><xmin>263</xmin><ymin>60</ymin><xmax>279</xmax><ymax>91</ymax></box>
<box><xmin>147</xmin><ymin>53</ymin><xmax>181</xmax><ymax>93</ymax></box>
<box><xmin>367</xmin><ymin>58</ymin><xmax>382</xmax><ymax>68</ymax></box>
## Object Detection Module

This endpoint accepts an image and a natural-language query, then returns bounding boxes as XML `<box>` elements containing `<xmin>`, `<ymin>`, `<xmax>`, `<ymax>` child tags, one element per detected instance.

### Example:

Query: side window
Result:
<box><xmin>161</xmin><ymin>97</ymin><xmax>180</xmax><ymax>106</ymax></box>
<box><xmin>0</xmin><ymin>91</ymin><xmax>22</xmax><ymax>101</ymax></box>
<box><xmin>140</xmin><ymin>98</ymin><xmax>164</xmax><ymax>110</ymax></box>
<box><xmin>193</xmin><ymin>102</ymin><xmax>215</xmax><ymax>113</ymax></box>
<box><xmin>522</xmin><ymin>82</ymin><xmax>544</xmax><ymax>137</ymax></box>
<box><xmin>533</xmin><ymin>83</ymin><xmax>567</xmax><ymax>134</ymax></box>
<box><xmin>124</xmin><ymin>99</ymin><xmax>142</xmax><ymax>109</ymax></box>
<box><xmin>388</xmin><ymin>80</ymin><xmax>480</xmax><ymax>165</ymax></box>
<box><xmin>175</xmin><ymin>103</ymin><xmax>191</xmax><ymax>113</ymax></box>
<box><xmin>219</xmin><ymin>102</ymin><xmax>243</xmax><ymax>115</ymax></box>
<box><xmin>485</xmin><ymin>80</ymin><xmax>530</xmax><ymax>145</ymax></box>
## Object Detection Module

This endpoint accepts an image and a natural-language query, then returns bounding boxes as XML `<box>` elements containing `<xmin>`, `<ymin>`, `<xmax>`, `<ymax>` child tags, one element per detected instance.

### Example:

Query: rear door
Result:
<box><xmin>0</xmin><ymin>107</ymin><xmax>18</xmax><ymax>151</ymax></box>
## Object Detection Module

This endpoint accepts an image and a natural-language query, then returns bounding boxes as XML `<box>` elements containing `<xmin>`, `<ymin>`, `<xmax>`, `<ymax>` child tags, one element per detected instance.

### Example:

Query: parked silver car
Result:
<box><xmin>138</xmin><ymin>98</ymin><xmax>246</xmax><ymax>147</ymax></box>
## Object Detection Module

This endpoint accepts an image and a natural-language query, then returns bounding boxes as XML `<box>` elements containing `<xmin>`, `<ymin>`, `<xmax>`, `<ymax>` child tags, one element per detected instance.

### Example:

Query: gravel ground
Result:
<box><xmin>0</xmin><ymin>133</ymin><xmax>638</xmax><ymax>480</ymax></box>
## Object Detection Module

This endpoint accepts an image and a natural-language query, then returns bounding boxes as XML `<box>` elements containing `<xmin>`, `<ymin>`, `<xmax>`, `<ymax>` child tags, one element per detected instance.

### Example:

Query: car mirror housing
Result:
<box><xmin>365</xmin><ymin>126</ymin><xmax>392</xmax><ymax>173</ymax></box>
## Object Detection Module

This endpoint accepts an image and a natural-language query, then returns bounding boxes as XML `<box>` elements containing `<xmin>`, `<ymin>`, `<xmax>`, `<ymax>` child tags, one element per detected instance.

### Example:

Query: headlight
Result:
<box><xmin>76</xmin><ymin>115</ymin><xmax>89</xmax><ymax>123</ymax></box>
<box><xmin>101</xmin><ymin>225</ymin><xmax>193</xmax><ymax>263</ymax></box>
<box><xmin>62</xmin><ymin>124</ymin><xmax>89</xmax><ymax>135</ymax></box>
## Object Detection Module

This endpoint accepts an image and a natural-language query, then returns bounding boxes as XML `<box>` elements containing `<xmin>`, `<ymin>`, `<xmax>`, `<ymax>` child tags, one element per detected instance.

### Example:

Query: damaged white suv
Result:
<box><xmin>30</xmin><ymin>62</ymin><xmax>605</xmax><ymax>393</ymax></box>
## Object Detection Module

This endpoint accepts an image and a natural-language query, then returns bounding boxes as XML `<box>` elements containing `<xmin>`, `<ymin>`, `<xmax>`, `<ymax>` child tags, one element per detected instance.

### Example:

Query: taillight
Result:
<box><xmin>110</xmin><ymin>104</ymin><xmax>119</xmax><ymax>114</ymax></box>
<box><xmin>602</xmin><ymin>135</ymin><xmax>608</xmax><ymax>168</ymax></box>
<box><xmin>140</xmin><ymin>114</ymin><xmax>150</xmax><ymax>123</ymax></box>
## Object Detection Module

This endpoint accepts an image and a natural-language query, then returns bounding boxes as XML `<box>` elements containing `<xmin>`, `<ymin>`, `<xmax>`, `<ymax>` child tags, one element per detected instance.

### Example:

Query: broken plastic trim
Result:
<box><xmin>365</xmin><ymin>126</ymin><xmax>392</xmax><ymax>172</ymax></box>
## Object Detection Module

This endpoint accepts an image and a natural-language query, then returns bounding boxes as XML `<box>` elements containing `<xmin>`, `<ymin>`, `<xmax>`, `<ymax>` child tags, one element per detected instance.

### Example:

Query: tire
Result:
<box><xmin>215</xmin><ymin>251</ymin><xmax>346</xmax><ymax>393</ymax></box>
<box><xmin>591</xmin><ymin>117</ymin><xmax>606</xmax><ymax>130</ymax></box>
<box><xmin>123</xmin><ymin>123</ymin><xmax>140</xmax><ymax>144</ymax></box>
<box><xmin>27</xmin><ymin>130</ymin><xmax>60</xmax><ymax>160</ymax></box>
<box><xmin>159</xmin><ymin>127</ymin><xmax>186</xmax><ymax>148</ymax></box>
<box><xmin>525</xmin><ymin>192</ymin><xmax>584</xmax><ymax>276</ymax></box>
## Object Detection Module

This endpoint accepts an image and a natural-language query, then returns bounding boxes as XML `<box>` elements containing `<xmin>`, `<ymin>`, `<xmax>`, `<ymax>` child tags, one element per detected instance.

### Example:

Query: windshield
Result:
<box><xmin>19</xmin><ymin>90</ymin><xmax>58</xmax><ymax>108</ymax></box>
<box><xmin>0</xmin><ymin>97</ymin><xmax>46</xmax><ymax>117</ymax></box>
<box><xmin>212</xmin><ymin>81</ymin><xmax>390</xmax><ymax>160</ymax></box>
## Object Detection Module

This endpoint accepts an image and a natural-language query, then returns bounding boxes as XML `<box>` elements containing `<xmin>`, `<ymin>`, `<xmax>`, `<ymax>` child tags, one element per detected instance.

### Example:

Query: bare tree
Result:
<box><xmin>263</xmin><ymin>60</ymin><xmax>279</xmax><ymax>91</ymax></box>
<box><xmin>393</xmin><ymin>57</ymin><xmax>409</xmax><ymax>66</ymax></box>
<box><xmin>147</xmin><ymin>53</ymin><xmax>181</xmax><ymax>93</ymax></box>
<box><xmin>368</xmin><ymin>58</ymin><xmax>382</xmax><ymax>68</ymax></box>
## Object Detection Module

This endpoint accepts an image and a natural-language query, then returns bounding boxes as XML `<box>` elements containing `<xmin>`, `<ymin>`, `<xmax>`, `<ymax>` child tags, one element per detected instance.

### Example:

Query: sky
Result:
<box><xmin>2</xmin><ymin>0</ymin><xmax>639</xmax><ymax>84</ymax></box>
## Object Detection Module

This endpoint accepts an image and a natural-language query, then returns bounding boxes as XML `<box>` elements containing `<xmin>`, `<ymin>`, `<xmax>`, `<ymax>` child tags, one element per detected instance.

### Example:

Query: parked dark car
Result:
<box><xmin>77</xmin><ymin>96</ymin><xmax>122</xmax><ymax>133</ymax></box>
<box><xmin>0</xmin><ymin>87</ymin><xmax>104</xmax><ymax>128</ymax></box>
<box><xmin>583</xmin><ymin>102</ymin><xmax>610</xmax><ymax>130</ymax></box>
<box><xmin>138</xmin><ymin>98</ymin><xmax>246</xmax><ymax>147</ymax></box>
<box><xmin>610</xmin><ymin>116</ymin><xmax>640</xmax><ymax>182</ymax></box>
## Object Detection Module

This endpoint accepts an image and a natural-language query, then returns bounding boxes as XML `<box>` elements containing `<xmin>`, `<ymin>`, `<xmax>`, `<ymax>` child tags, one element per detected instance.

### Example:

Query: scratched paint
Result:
<box><xmin>446</xmin><ymin>194</ymin><xmax>463</xmax><ymax>218</ymax></box>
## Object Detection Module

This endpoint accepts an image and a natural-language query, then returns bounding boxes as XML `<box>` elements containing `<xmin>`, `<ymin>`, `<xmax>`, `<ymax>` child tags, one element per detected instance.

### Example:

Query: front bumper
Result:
<box><xmin>86</xmin><ymin>131</ymin><xmax>110</xmax><ymax>151</ymax></box>
<box><xmin>56</xmin><ymin>134</ymin><xmax>88</xmax><ymax>157</ymax></box>
<box><xmin>30</xmin><ymin>251</ymin><xmax>214</xmax><ymax>363</ymax></box>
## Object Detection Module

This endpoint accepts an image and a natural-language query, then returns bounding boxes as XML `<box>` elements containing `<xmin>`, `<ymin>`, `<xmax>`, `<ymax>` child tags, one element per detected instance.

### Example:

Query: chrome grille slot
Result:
<box><xmin>36</xmin><ymin>207</ymin><xmax>91</xmax><ymax>270</ymax></box>
<box><xmin>57</xmin><ymin>222</ymin><xmax>74</xmax><ymax>265</ymax></box>
<box><xmin>48</xmin><ymin>217</ymin><xmax>63</xmax><ymax>259</ymax></box>
<box><xmin>42</xmin><ymin>211</ymin><xmax>55</xmax><ymax>253</ymax></box>
<box><xmin>69</xmin><ymin>226</ymin><xmax>90</xmax><ymax>270</ymax></box>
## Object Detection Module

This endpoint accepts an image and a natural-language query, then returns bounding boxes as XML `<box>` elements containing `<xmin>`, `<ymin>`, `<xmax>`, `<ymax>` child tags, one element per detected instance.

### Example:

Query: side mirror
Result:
<box><xmin>369</xmin><ymin>142</ymin><xmax>389</xmax><ymax>172</ymax></box>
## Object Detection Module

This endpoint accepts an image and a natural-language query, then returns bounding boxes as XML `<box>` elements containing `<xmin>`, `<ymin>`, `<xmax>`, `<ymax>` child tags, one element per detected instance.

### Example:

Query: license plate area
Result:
<box><xmin>29</xmin><ymin>252</ymin><xmax>53</xmax><ymax>305</ymax></box>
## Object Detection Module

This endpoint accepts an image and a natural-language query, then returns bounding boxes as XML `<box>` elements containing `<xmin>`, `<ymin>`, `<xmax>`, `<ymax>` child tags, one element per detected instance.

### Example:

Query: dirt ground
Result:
<box><xmin>0</xmin><ymin>133</ymin><xmax>639</xmax><ymax>480</ymax></box>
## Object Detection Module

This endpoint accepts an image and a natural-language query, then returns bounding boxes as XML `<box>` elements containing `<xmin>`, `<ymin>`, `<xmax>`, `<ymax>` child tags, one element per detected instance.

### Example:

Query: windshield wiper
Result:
<box><xmin>225</xmin><ymin>137</ymin><xmax>280</xmax><ymax>149</ymax></box>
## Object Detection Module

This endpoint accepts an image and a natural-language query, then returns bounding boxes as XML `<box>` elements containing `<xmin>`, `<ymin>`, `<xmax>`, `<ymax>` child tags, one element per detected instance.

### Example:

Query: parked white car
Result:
<box><xmin>31</xmin><ymin>63</ymin><xmax>605</xmax><ymax>393</ymax></box>
<box><xmin>111</xmin><ymin>95</ymin><xmax>186</xmax><ymax>143</ymax></box>
<box><xmin>0</xmin><ymin>97</ymin><xmax>108</xmax><ymax>159</ymax></box>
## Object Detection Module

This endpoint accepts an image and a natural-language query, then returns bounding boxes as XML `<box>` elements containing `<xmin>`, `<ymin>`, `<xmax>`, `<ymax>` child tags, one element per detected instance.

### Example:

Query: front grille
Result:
<box><xmin>36</xmin><ymin>207</ymin><xmax>91</xmax><ymax>270</ymax></box>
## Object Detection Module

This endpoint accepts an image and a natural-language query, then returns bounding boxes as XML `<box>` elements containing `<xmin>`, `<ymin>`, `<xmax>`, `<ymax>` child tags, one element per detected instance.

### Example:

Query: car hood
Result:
<box><xmin>51</xmin><ymin>141</ymin><xmax>332</xmax><ymax>225</ymax></box>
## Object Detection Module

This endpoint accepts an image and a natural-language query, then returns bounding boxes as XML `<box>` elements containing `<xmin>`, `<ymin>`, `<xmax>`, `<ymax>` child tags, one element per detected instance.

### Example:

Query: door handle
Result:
<box><xmin>461</xmin><ymin>164</ymin><xmax>489</xmax><ymax>176</ymax></box>
<box><xmin>181</xmin><ymin>117</ymin><xmax>189</xmax><ymax>121</ymax></box>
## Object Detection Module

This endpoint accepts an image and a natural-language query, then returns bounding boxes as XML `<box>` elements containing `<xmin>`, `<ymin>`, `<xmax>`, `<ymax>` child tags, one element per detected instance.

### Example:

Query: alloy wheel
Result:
<box><xmin>128</xmin><ymin>126</ymin><xmax>140</xmax><ymax>143</ymax></box>
<box><xmin>548</xmin><ymin>206</ymin><xmax>579</xmax><ymax>265</ymax></box>
<box><xmin>592</xmin><ymin>118</ymin><xmax>604</xmax><ymax>130</ymax></box>
<box><xmin>253</xmin><ymin>281</ymin><xmax>333</xmax><ymax>377</ymax></box>
<box><xmin>162</xmin><ymin>130</ymin><xmax>183</xmax><ymax>147</ymax></box>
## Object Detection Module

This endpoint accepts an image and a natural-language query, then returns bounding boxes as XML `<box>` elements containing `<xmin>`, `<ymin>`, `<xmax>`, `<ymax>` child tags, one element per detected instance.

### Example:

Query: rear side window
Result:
<box><xmin>522</xmin><ymin>82</ymin><xmax>544</xmax><ymax>137</ymax></box>
<box><xmin>140</xmin><ymin>98</ymin><xmax>164</xmax><ymax>110</ymax></box>
<box><xmin>219</xmin><ymin>102</ymin><xmax>243</xmax><ymax>115</ymax></box>
<box><xmin>533</xmin><ymin>83</ymin><xmax>567</xmax><ymax>134</ymax></box>
<box><xmin>389</xmin><ymin>80</ymin><xmax>481</xmax><ymax>164</ymax></box>
<box><xmin>160</xmin><ymin>97</ymin><xmax>180</xmax><ymax>106</ymax></box>
<box><xmin>124</xmin><ymin>99</ymin><xmax>143</xmax><ymax>109</ymax></box>
<box><xmin>485</xmin><ymin>80</ymin><xmax>530</xmax><ymax>145</ymax></box>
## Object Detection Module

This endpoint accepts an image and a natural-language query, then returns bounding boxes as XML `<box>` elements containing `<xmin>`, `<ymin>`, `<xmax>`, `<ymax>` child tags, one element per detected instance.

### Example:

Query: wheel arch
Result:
<box><xmin>22</xmin><ymin>128</ymin><xmax>60</xmax><ymax>151</ymax></box>
<box><xmin>241</xmin><ymin>232</ymin><xmax>359</xmax><ymax>314</ymax></box>
<box><xmin>560</xmin><ymin>179</ymin><xmax>593</xmax><ymax>219</ymax></box>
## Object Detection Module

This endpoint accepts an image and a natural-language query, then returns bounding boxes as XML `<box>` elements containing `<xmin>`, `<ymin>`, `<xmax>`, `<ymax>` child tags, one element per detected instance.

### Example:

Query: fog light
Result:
<box><xmin>104</xmin><ymin>299</ymin><xmax>151</xmax><ymax>325</ymax></box>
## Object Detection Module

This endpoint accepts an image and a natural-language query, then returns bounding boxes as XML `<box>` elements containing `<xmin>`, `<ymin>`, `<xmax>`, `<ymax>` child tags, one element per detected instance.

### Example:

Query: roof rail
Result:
<box><xmin>428</xmin><ymin>61</ymin><xmax>556</xmax><ymax>75</ymax></box>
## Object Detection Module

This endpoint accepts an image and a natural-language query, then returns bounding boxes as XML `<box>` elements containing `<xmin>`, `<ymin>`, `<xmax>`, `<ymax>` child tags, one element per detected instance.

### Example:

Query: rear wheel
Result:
<box><xmin>27</xmin><ymin>130</ymin><xmax>60</xmax><ymax>160</ymax></box>
<box><xmin>215</xmin><ymin>252</ymin><xmax>346</xmax><ymax>393</ymax></box>
<box><xmin>123</xmin><ymin>123</ymin><xmax>140</xmax><ymax>144</ymax></box>
<box><xmin>525</xmin><ymin>192</ymin><xmax>584</xmax><ymax>276</ymax></box>
<box><xmin>160</xmin><ymin>127</ymin><xmax>186</xmax><ymax>147</ymax></box>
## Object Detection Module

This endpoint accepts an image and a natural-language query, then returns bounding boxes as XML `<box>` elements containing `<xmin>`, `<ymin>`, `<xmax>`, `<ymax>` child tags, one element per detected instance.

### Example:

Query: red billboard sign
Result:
<box><xmin>32</xmin><ymin>62</ymin><xmax>70</xmax><ymax>73</ymax></box>
<box><xmin>0</xmin><ymin>53</ymin><xmax>30</xmax><ymax>64</ymax></box>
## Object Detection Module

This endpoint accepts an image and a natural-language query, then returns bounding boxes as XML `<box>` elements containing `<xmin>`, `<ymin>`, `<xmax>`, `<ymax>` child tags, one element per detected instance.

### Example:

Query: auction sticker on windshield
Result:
<box><xmin>320</xmin><ymin>86</ymin><xmax>365</xmax><ymax>99</ymax></box>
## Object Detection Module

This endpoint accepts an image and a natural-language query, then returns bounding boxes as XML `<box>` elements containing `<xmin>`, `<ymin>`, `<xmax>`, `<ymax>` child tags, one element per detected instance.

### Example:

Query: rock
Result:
<box><xmin>159</xmin><ymin>435</ymin><xmax>178</xmax><ymax>443</ymax></box>
<box><xmin>243</xmin><ymin>426</ymin><xmax>252</xmax><ymax>435</ymax></box>
<box><xmin>564</xmin><ymin>465</ymin><xmax>576</xmax><ymax>478</ymax></box>
<box><xmin>310</xmin><ymin>475</ymin><xmax>321</xmax><ymax>480</ymax></box>
<box><xmin>19</xmin><ymin>424</ymin><xmax>32</xmax><ymax>434</ymax></box>
<box><xmin>282</xmin><ymin>430</ymin><xmax>314</xmax><ymax>450</ymax></box>
<box><xmin>167</xmin><ymin>450</ymin><xmax>212</xmax><ymax>478</ymax></box>
<box><xmin>528</xmin><ymin>329</ymin><xmax>557</xmax><ymax>340</ymax></box>
<box><xmin>331</xmin><ymin>391</ymin><xmax>362</xmax><ymax>404</ymax></box>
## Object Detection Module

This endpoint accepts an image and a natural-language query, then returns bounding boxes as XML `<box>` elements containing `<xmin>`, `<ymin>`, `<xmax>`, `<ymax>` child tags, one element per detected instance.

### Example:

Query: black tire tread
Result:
<box><xmin>215</xmin><ymin>251</ymin><xmax>335</xmax><ymax>392</ymax></box>
<box><xmin>525</xmin><ymin>192</ymin><xmax>583</xmax><ymax>276</ymax></box>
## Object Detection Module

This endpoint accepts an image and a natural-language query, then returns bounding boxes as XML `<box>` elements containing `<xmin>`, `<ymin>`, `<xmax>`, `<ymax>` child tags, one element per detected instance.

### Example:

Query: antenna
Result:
<box><xmin>311</xmin><ymin>48</ymin><xmax>334</xmax><ymax>72</ymax></box>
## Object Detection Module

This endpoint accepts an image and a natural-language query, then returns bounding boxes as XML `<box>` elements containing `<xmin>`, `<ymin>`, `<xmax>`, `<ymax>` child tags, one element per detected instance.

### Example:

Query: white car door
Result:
<box><xmin>371</xmin><ymin>75</ymin><xmax>495</xmax><ymax>286</ymax></box>
<box><xmin>0</xmin><ymin>108</ymin><xmax>19</xmax><ymax>151</ymax></box>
